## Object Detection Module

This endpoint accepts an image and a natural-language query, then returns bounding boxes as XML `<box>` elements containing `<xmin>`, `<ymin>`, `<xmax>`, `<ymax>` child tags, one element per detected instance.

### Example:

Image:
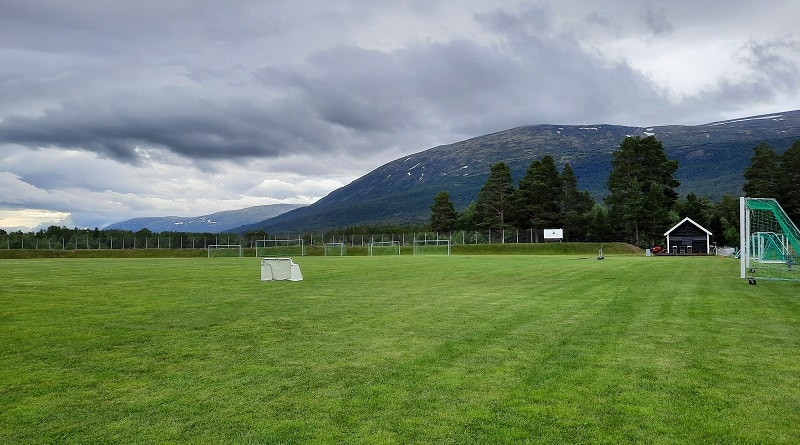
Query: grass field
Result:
<box><xmin>2</xmin><ymin>253</ymin><xmax>799</xmax><ymax>443</ymax></box>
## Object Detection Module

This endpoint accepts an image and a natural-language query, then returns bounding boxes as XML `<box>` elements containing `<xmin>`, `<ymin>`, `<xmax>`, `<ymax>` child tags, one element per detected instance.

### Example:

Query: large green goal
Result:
<box><xmin>739</xmin><ymin>197</ymin><xmax>800</xmax><ymax>283</ymax></box>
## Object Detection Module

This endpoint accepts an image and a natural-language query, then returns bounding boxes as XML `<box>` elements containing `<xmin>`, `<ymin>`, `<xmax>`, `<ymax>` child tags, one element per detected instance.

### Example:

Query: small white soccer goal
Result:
<box><xmin>208</xmin><ymin>244</ymin><xmax>243</xmax><ymax>258</ymax></box>
<box><xmin>413</xmin><ymin>239</ymin><xmax>451</xmax><ymax>256</ymax></box>
<box><xmin>324</xmin><ymin>242</ymin><xmax>346</xmax><ymax>256</ymax></box>
<box><xmin>369</xmin><ymin>240</ymin><xmax>401</xmax><ymax>256</ymax></box>
<box><xmin>260</xmin><ymin>257</ymin><xmax>303</xmax><ymax>281</ymax></box>
<box><xmin>255</xmin><ymin>239</ymin><xmax>305</xmax><ymax>257</ymax></box>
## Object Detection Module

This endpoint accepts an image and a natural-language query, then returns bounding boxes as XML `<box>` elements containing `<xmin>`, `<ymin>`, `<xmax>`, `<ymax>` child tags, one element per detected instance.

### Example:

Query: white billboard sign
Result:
<box><xmin>544</xmin><ymin>228</ymin><xmax>563</xmax><ymax>240</ymax></box>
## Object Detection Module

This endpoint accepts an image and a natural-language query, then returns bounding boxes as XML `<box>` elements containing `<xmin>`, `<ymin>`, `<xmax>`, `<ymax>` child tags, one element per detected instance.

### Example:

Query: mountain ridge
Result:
<box><xmin>105</xmin><ymin>204</ymin><xmax>305</xmax><ymax>233</ymax></box>
<box><xmin>108</xmin><ymin>110</ymin><xmax>800</xmax><ymax>235</ymax></box>
<box><xmin>238</xmin><ymin>110</ymin><xmax>800</xmax><ymax>234</ymax></box>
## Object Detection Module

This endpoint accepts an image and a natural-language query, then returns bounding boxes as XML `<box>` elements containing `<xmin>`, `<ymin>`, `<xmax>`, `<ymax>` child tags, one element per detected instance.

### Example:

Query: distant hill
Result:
<box><xmin>105</xmin><ymin>204</ymin><xmax>305</xmax><ymax>233</ymax></box>
<box><xmin>237</xmin><ymin>110</ymin><xmax>800</xmax><ymax>234</ymax></box>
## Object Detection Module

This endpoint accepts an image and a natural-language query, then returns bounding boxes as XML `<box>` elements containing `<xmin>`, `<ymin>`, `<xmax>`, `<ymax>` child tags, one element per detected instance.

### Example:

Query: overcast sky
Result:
<box><xmin>1</xmin><ymin>0</ymin><xmax>799</xmax><ymax>231</ymax></box>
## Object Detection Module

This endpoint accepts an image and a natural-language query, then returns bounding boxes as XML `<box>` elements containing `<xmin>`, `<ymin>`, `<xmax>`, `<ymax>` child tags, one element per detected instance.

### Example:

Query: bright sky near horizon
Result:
<box><xmin>1</xmin><ymin>0</ymin><xmax>799</xmax><ymax>231</ymax></box>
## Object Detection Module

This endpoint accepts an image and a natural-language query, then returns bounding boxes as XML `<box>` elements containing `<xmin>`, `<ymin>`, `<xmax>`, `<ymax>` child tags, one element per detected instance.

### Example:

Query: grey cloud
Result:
<box><xmin>642</xmin><ymin>8</ymin><xmax>674</xmax><ymax>36</ymax></box>
<box><xmin>475</xmin><ymin>6</ymin><xmax>554</xmax><ymax>41</ymax></box>
<box><xmin>740</xmin><ymin>38</ymin><xmax>800</xmax><ymax>90</ymax></box>
<box><xmin>0</xmin><ymin>172</ymin><xmax>53</xmax><ymax>208</ymax></box>
<box><xmin>0</xmin><ymin>1</ymin><xmax>284</xmax><ymax>54</ymax></box>
<box><xmin>0</xmin><ymin>90</ymin><xmax>337</xmax><ymax>163</ymax></box>
<box><xmin>263</xmin><ymin>13</ymin><xmax>674</xmax><ymax>137</ymax></box>
<box><xmin>683</xmin><ymin>36</ymin><xmax>800</xmax><ymax>113</ymax></box>
<box><xmin>0</xmin><ymin>4</ymin><xmax>681</xmax><ymax>164</ymax></box>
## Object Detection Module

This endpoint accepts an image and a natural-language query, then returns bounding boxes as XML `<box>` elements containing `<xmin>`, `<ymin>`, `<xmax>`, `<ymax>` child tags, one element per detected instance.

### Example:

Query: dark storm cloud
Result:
<box><xmin>0</xmin><ymin>12</ymin><xmax>667</xmax><ymax>164</ymax></box>
<box><xmin>0</xmin><ymin>91</ymin><xmax>337</xmax><ymax>163</ymax></box>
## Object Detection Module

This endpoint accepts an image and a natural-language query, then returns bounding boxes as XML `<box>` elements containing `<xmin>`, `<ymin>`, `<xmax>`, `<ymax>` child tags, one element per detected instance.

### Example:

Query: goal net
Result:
<box><xmin>324</xmin><ymin>242</ymin><xmax>346</xmax><ymax>256</ymax></box>
<box><xmin>369</xmin><ymin>240</ymin><xmax>401</xmax><ymax>256</ymax></box>
<box><xmin>413</xmin><ymin>239</ymin><xmax>451</xmax><ymax>256</ymax></box>
<box><xmin>208</xmin><ymin>244</ymin><xmax>243</xmax><ymax>258</ymax></box>
<box><xmin>255</xmin><ymin>239</ymin><xmax>305</xmax><ymax>257</ymax></box>
<box><xmin>739</xmin><ymin>197</ymin><xmax>800</xmax><ymax>282</ymax></box>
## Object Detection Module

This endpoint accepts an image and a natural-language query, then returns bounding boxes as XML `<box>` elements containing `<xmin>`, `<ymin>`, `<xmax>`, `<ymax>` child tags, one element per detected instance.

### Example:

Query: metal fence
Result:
<box><xmin>3</xmin><ymin>235</ymin><xmax>245</xmax><ymax>250</ymax></box>
<box><xmin>3</xmin><ymin>230</ymin><xmax>626</xmax><ymax>250</ymax></box>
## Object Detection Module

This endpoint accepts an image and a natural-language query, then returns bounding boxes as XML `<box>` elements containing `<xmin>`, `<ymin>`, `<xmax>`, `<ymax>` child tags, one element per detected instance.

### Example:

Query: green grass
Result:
<box><xmin>1</xmin><ymin>254</ymin><xmax>799</xmax><ymax>443</ymax></box>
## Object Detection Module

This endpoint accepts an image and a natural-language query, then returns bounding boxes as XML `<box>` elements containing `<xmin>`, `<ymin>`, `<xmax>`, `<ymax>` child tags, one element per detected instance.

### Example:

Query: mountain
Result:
<box><xmin>105</xmin><ymin>204</ymin><xmax>305</xmax><ymax>233</ymax></box>
<box><xmin>238</xmin><ymin>110</ymin><xmax>800</xmax><ymax>234</ymax></box>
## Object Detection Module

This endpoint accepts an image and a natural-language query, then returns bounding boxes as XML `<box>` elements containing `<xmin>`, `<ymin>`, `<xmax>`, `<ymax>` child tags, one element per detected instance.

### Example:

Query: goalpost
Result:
<box><xmin>255</xmin><ymin>239</ymin><xmax>305</xmax><ymax>257</ymax></box>
<box><xmin>324</xmin><ymin>242</ymin><xmax>346</xmax><ymax>256</ymax></box>
<box><xmin>208</xmin><ymin>244</ymin><xmax>243</xmax><ymax>258</ymax></box>
<box><xmin>413</xmin><ymin>239</ymin><xmax>451</xmax><ymax>256</ymax></box>
<box><xmin>740</xmin><ymin>197</ymin><xmax>800</xmax><ymax>283</ymax></box>
<box><xmin>369</xmin><ymin>240</ymin><xmax>401</xmax><ymax>256</ymax></box>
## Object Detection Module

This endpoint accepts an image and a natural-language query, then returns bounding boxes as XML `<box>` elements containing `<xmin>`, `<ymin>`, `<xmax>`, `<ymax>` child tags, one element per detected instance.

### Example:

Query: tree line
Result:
<box><xmin>0</xmin><ymin>226</ymin><xmax>249</xmax><ymax>250</ymax></box>
<box><xmin>430</xmin><ymin>136</ymin><xmax>800</xmax><ymax>248</ymax></box>
<box><xmin>2</xmin><ymin>137</ymin><xmax>797</xmax><ymax>249</ymax></box>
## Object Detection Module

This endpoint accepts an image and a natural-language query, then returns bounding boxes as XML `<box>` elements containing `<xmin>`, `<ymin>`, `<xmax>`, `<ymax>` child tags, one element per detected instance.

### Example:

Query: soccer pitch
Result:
<box><xmin>2</xmin><ymin>255</ymin><xmax>799</xmax><ymax>443</ymax></box>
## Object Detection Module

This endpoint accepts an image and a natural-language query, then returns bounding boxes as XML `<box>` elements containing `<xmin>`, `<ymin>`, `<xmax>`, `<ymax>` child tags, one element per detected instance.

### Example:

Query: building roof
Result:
<box><xmin>664</xmin><ymin>217</ymin><xmax>712</xmax><ymax>236</ymax></box>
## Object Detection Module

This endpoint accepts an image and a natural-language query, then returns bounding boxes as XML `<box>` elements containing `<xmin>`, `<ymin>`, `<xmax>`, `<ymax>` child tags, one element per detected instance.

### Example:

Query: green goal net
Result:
<box><xmin>740</xmin><ymin>197</ymin><xmax>800</xmax><ymax>283</ymax></box>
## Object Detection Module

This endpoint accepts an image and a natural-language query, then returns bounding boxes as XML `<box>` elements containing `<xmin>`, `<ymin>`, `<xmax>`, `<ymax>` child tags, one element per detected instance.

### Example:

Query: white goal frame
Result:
<box><xmin>413</xmin><ymin>239</ymin><xmax>451</xmax><ymax>256</ymax></box>
<box><xmin>324</xmin><ymin>242</ymin><xmax>346</xmax><ymax>256</ymax></box>
<box><xmin>369</xmin><ymin>240</ymin><xmax>401</xmax><ymax>256</ymax></box>
<box><xmin>255</xmin><ymin>238</ymin><xmax>305</xmax><ymax>257</ymax></box>
<box><xmin>207</xmin><ymin>244</ymin><xmax>243</xmax><ymax>258</ymax></box>
<box><xmin>260</xmin><ymin>257</ymin><xmax>303</xmax><ymax>281</ymax></box>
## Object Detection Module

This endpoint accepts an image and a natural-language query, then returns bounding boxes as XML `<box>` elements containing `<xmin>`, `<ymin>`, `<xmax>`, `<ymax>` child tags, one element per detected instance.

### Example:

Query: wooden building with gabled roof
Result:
<box><xmin>664</xmin><ymin>217</ymin><xmax>712</xmax><ymax>254</ymax></box>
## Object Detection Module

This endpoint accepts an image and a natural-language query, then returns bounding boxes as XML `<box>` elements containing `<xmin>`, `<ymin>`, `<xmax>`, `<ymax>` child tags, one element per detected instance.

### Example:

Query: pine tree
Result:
<box><xmin>475</xmin><ymin>162</ymin><xmax>515</xmax><ymax>231</ymax></box>
<box><xmin>560</xmin><ymin>163</ymin><xmax>595</xmax><ymax>240</ymax></box>
<box><xmin>429</xmin><ymin>191</ymin><xmax>458</xmax><ymax>233</ymax></box>
<box><xmin>707</xmin><ymin>194</ymin><xmax>739</xmax><ymax>247</ymax></box>
<box><xmin>743</xmin><ymin>142</ymin><xmax>780</xmax><ymax>198</ymax></box>
<box><xmin>513</xmin><ymin>156</ymin><xmax>562</xmax><ymax>230</ymax></box>
<box><xmin>676</xmin><ymin>192</ymin><xmax>712</xmax><ymax>226</ymax></box>
<box><xmin>605</xmin><ymin>135</ymin><xmax>680</xmax><ymax>245</ymax></box>
<box><xmin>777</xmin><ymin>140</ymin><xmax>800</xmax><ymax>223</ymax></box>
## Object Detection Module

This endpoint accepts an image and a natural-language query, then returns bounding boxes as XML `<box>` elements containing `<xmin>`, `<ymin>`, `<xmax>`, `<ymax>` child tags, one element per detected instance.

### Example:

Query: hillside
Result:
<box><xmin>242</xmin><ymin>110</ymin><xmax>800</xmax><ymax>234</ymax></box>
<box><xmin>105</xmin><ymin>204</ymin><xmax>305</xmax><ymax>233</ymax></box>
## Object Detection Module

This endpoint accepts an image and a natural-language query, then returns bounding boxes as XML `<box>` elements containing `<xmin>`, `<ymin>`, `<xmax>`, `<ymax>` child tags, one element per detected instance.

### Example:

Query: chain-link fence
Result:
<box><xmin>2</xmin><ymin>229</ymin><xmax>626</xmax><ymax>250</ymax></box>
